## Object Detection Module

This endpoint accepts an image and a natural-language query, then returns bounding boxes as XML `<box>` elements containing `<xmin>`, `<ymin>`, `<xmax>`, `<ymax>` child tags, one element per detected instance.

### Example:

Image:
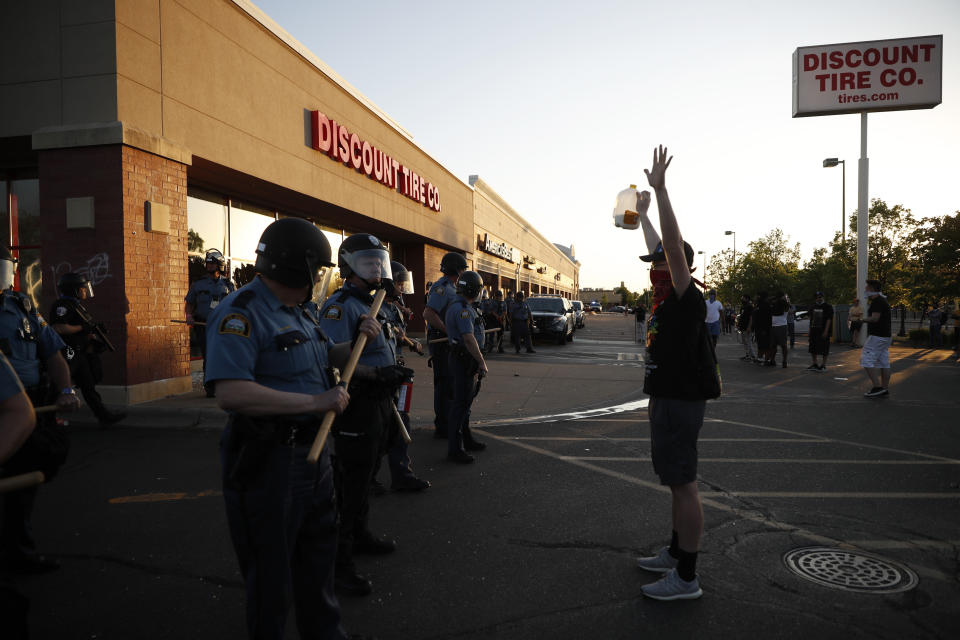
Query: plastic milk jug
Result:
<box><xmin>613</xmin><ymin>184</ymin><xmax>641</xmax><ymax>229</ymax></box>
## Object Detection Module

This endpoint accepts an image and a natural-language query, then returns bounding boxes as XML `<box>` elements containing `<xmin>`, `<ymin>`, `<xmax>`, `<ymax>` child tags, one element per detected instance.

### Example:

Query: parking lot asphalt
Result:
<box><xmin>11</xmin><ymin>313</ymin><xmax>959</xmax><ymax>639</ymax></box>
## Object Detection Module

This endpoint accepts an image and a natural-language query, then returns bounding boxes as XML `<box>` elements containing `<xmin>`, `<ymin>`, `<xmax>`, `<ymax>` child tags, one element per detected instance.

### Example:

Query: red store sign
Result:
<box><xmin>311</xmin><ymin>110</ymin><xmax>441</xmax><ymax>212</ymax></box>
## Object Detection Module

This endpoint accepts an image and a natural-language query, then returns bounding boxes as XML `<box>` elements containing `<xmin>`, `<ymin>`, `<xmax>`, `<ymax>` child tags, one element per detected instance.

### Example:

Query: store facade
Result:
<box><xmin>0</xmin><ymin>0</ymin><xmax>578</xmax><ymax>404</ymax></box>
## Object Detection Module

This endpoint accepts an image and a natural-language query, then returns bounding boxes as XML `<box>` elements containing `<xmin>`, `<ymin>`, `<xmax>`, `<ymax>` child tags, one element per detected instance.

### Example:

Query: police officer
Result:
<box><xmin>445</xmin><ymin>271</ymin><xmax>488</xmax><ymax>463</ymax></box>
<box><xmin>423</xmin><ymin>252</ymin><xmax>468</xmax><ymax>439</ymax></box>
<box><xmin>205</xmin><ymin>218</ymin><xmax>379</xmax><ymax>639</ymax></box>
<box><xmin>510</xmin><ymin>291</ymin><xmax>536</xmax><ymax>354</ymax></box>
<box><xmin>319</xmin><ymin>234</ymin><xmax>412</xmax><ymax>597</ymax></box>
<box><xmin>0</xmin><ymin>351</ymin><xmax>35</xmax><ymax>463</ymax></box>
<box><xmin>482</xmin><ymin>289</ymin><xmax>507</xmax><ymax>353</ymax></box>
<box><xmin>49</xmin><ymin>273</ymin><xmax>125</xmax><ymax>425</ymax></box>
<box><xmin>0</xmin><ymin>246</ymin><xmax>79</xmax><ymax>574</ymax></box>
<box><xmin>376</xmin><ymin>261</ymin><xmax>430</xmax><ymax>492</ymax></box>
<box><xmin>185</xmin><ymin>248</ymin><xmax>235</xmax><ymax>397</ymax></box>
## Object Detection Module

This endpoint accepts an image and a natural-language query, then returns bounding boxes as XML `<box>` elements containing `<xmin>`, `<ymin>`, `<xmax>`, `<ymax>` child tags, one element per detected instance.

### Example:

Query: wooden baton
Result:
<box><xmin>427</xmin><ymin>327</ymin><xmax>501</xmax><ymax>345</ymax></box>
<box><xmin>0</xmin><ymin>471</ymin><xmax>45</xmax><ymax>494</ymax></box>
<box><xmin>171</xmin><ymin>319</ymin><xmax>206</xmax><ymax>326</ymax></box>
<box><xmin>392</xmin><ymin>406</ymin><xmax>412</xmax><ymax>444</ymax></box>
<box><xmin>307</xmin><ymin>289</ymin><xmax>387</xmax><ymax>464</ymax></box>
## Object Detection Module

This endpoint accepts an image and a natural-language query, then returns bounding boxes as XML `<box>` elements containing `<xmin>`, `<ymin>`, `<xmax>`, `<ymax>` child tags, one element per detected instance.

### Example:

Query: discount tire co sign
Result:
<box><xmin>793</xmin><ymin>35</ymin><xmax>942</xmax><ymax>117</ymax></box>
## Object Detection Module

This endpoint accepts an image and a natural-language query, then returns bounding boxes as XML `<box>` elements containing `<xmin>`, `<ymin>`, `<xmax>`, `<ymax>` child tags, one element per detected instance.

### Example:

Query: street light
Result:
<box><xmin>724</xmin><ymin>230</ymin><xmax>736</xmax><ymax>273</ymax></box>
<box><xmin>822</xmin><ymin>158</ymin><xmax>846</xmax><ymax>244</ymax></box>
<box><xmin>697</xmin><ymin>250</ymin><xmax>706</xmax><ymax>283</ymax></box>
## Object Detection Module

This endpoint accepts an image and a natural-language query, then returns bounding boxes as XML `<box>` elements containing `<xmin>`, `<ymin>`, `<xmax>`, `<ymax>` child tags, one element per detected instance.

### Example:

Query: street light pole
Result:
<box><xmin>823</xmin><ymin>158</ymin><xmax>846</xmax><ymax>244</ymax></box>
<box><xmin>697</xmin><ymin>250</ymin><xmax>706</xmax><ymax>284</ymax></box>
<box><xmin>724</xmin><ymin>230</ymin><xmax>736</xmax><ymax>275</ymax></box>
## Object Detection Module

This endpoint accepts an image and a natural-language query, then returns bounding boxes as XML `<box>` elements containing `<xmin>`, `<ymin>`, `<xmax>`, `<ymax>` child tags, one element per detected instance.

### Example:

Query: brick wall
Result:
<box><xmin>38</xmin><ymin>144</ymin><xmax>189</xmax><ymax>391</ymax></box>
<box><xmin>120</xmin><ymin>146</ymin><xmax>189</xmax><ymax>386</ymax></box>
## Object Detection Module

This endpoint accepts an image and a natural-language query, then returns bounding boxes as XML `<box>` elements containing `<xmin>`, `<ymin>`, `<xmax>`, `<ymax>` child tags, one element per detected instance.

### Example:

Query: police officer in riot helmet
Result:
<box><xmin>50</xmin><ymin>272</ymin><xmax>125</xmax><ymax>425</ymax></box>
<box><xmin>319</xmin><ymin>234</ymin><xmax>413</xmax><ymax>597</ymax></box>
<box><xmin>510</xmin><ymin>291</ymin><xmax>535</xmax><ymax>354</ymax></box>
<box><xmin>372</xmin><ymin>260</ymin><xmax>430</xmax><ymax>492</ymax></box>
<box><xmin>0</xmin><ymin>246</ymin><xmax>80</xmax><ymax>575</ymax></box>
<box><xmin>205</xmin><ymin>217</ymin><xmax>381</xmax><ymax>638</ymax></box>
<box><xmin>445</xmin><ymin>270</ymin><xmax>488</xmax><ymax>463</ymax></box>
<box><xmin>481</xmin><ymin>289</ymin><xmax>506</xmax><ymax>353</ymax></box>
<box><xmin>185</xmin><ymin>248</ymin><xmax>235</xmax><ymax>397</ymax></box>
<box><xmin>423</xmin><ymin>251</ymin><xmax>468</xmax><ymax>439</ymax></box>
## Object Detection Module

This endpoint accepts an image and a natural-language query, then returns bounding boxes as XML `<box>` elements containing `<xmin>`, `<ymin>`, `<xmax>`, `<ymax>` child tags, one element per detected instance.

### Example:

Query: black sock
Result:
<box><xmin>676</xmin><ymin>549</ymin><xmax>698</xmax><ymax>582</ymax></box>
<box><xmin>668</xmin><ymin>531</ymin><xmax>679</xmax><ymax>558</ymax></box>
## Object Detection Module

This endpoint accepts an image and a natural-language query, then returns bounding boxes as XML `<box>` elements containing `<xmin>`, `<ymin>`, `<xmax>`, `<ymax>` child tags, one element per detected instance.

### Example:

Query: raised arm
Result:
<box><xmin>645</xmin><ymin>145</ymin><xmax>691</xmax><ymax>296</ymax></box>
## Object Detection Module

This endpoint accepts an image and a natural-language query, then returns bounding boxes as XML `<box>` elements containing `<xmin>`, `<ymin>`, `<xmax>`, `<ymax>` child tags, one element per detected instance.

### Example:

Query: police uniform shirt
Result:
<box><xmin>185</xmin><ymin>276</ymin><xmax>235</xmax><ymax>321</ymax></box>
<box><xmin>510</xmin><ymin>300</ymin><xmax>531</xmax><ymax>321</ymax></box>
<box><xmin>445</xmin><ymin>297</ymin><xmax>484</xmax><ymax>347</ymax></box>
<box><xmin>319</xmin><ymin>283</ymin><xmax>396</xmax><ymax>367</ymax></box>
<box><xmin>425</xmin><ymin>276</ymin><xmax>456</xmax><ymax>331</ymax></box>
<box><xmin>204</xmin><ymin>276</ymin><xmax>332</xmax><ymax>395</ymax></box>
<box><xmin>0</xmin><ymin>352</ymin><xmax>25</xmax><ymax>403</ymax></box>
<box><xmin>50</xmin><ymin>296</ymin><xmax>90</xmax><ymax>350</ymax></box>
<box><xmin>0</xmin><ymin>291</ymin><xmax>66</xmax><ymax>388</ymax></box>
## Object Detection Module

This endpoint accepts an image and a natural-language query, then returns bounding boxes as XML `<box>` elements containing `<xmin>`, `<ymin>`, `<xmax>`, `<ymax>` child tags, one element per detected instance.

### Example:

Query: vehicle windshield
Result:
<box><xmin>571</xmin><ymin>301</ymin><xmax>582</xmax><ymax>310</ymax></box>
<box><xmin>526</xmin><ymin>298</ymin><xmax>565</xmax><ymax>313</ymax></box>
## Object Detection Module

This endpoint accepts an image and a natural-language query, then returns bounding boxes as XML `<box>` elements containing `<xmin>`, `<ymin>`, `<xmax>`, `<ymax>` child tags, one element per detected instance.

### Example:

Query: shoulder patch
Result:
<box><xmin>219</xmin><ymin>313</ymin><xmax>251</xmax><ymax>337</ymax></box>
<box><xmin>324</xmin><ymin>305</ymin><xmax>343</xmax><ymax>320</ymax></box>
<box><xmin>56</xmin><ymin>306</ymin><xmax>67</xmax><ymax>317</ymax></box>
<box><xmin>460</xmin><ymin>309</ymin><xmax>471</xmax><ymax>319</ymax></box>
<box><xmin>433</xmin><ymin>287</ymin><xmax>445</xmax><ymax>295</ymax></box>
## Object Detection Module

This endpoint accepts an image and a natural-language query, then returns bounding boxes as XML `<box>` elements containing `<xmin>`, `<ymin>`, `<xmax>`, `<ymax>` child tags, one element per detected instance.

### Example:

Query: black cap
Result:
<box><xmin>815</xmin><ymin>291</ymin><xmax>824</xmax><ymax>297</ymax></box>
<box><xmin>639</xmin><ymin>241</ymin><xmax>695</xmax><ymax>267</ymax></box>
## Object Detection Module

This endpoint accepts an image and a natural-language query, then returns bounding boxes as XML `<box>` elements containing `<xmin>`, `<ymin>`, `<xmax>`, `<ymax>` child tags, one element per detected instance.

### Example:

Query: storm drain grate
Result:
<box><xmin>783</xmin><ymin>547</ymin><xmax>918</xmax><ymax>594</ymax></box>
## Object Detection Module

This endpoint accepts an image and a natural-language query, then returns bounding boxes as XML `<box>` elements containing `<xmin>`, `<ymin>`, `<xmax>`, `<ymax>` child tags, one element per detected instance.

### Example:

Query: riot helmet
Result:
<box><xmin>0</xmin><ymin>246</ymin><xmax>15</xmax><ymax>290</ymax></box>
<box><xmin>338</xmin><ymin>233</ymin><xmax>391</xmax><ymax>287</ymax></box>
<box><xmin>386</xmin><ymin>260</ymin><xmax>414</xmax><ymax>298</ymax></box>
<box><xmin>440</xmin><ymin>252</ymin><xmax>468</xmax><ymax>276</ymax></box>
<box><xmin>494</xmin><ymin>290</ymin><xmax>503</xmax><ymax>299</ymax></box>
<box><xmin>255</xmin><ymin>218</ymin><xmax>334</xmax><ymax>288</ymax></box>
<box><xmin>205</xmin><ymin>248</ymin><xmax>226</xmax><ymax>273</ymax></box>
<box><xmin>58</xmin><ymin>272</ymin><xmax>94</xmax><ymax>299</ymax></box>
<box><xmin>456</xmin><ymin>271</ymin><xmax>484</xmax><ymax>300</ymax></box>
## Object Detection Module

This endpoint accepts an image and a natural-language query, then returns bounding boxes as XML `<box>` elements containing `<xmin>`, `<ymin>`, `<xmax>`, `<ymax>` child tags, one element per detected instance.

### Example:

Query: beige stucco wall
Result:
<box><xmin>472</xmin><ymin>177</ymin><xmax>578</xmax><ymax>293</ymax></box>
<box><xmin>110</xmin><ymin>0</ymin><xmax>472</xmax><ymax>251</ymax></box>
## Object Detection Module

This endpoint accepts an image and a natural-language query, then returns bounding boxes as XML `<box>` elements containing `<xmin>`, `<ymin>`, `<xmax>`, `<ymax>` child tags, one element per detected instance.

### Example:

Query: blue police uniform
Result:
<box><xmin>510</xmin><ymin>298</ymin><xmax>534</xmax><ymax>352</ymax></box>
<box><xmin>445</xmin><ymin>296</ymin><xmax>485</xmax><ymax>457</ymax></box>
<box><xmin>319</xmin><ymin>283</ymin><xmax>400</xmax><ymax>579</ymax></box>
<box><xmin>379</xmin><ymin>301</ymin><xmax>420</xmax><ymax>487</ymax></box>
<box><xmin>186</xmin><ymin>275</ymin><xmax>235</xmax><ymax>393</ymax></box>
<box><xmin>204</xmin><ymin>275</ymin><xmax>347</xmax><ymax>640</ymax></box>
<box><xmin>425</xmin><ymin>275</ymin><xmax>457</xmax><ymax>435</ymax></box>
<box><xmin>0</xmin><ymin>290</ymin><xmax>69</xmax><ymax>571</ymax></box>
<box><xmin>480</xmin><ymin>297</ymin><xmax>506</xmax><ymax>352</ymax></box>
<box><xmin>0</xmin><ymin>351</ymin><xmax>24</xmax><ymax>403</ymax></box>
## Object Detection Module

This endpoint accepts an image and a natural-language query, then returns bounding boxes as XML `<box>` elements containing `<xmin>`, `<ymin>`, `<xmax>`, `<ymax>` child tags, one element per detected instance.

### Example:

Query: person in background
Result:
<box><xmin>185</xmin><ymin>248</ymin><xmax>235</xmax><ymax>397</ymax></box>
<box><xmin>737</xmin><ymin>295</ymin><xmax>757</xmax><ymax>362</ymax></box>
<box><xmin>510</xmin><ymin>291</ymin><xmax>535</xmax><ymax>354</ymax></box>
<box><xmin>928</xmin><ymin>301</ymin><xmax>943</xmax><ymax>348</ymax></box>
<box><xmin>861</xmin><ymin>279</ymin><xmax>893</xmax><ymax>397</ymax></box>
<box><xmin>807</xmin><ymin>292</ymin><xmax>833</xmax><ymax>371</ymax></box>
<box><xmin>752</xmin><ymin>292</ymin><xmax>772</xmax><ymax>366</ymax></box>
<box><xmin>785</xmin><ymin>295</ymin><xmax>796</xmax><ymax>349</ymax></box>
<box><xmin>769</xmin><ymin>292</ymin><xmax>790</xmax><ymax>368</ymax></box>
<box><xmin>704</xmin><ymin>290</ymin><xmax>723</xmax><ymax>349</ymax></box>
<box><xmin>848</xmin><ymin>298</ymin><xmax>864</xmax><ymax>348</ymax></box>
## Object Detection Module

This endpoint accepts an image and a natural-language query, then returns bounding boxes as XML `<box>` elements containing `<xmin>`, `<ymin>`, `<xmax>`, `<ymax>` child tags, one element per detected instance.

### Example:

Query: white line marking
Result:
<box><xmin>509</xmin><ymin>437</ymin><xmax>826</xmax><ymax>443</ymax></box>
<box><xmin>561</xmin><ymin>456</ymin><xmax>959</xmax><ymax>465</ymax></box>
<box><xmin>702</xmin><ymin>491</ymin><xmax>957</xmax><ymax>499</ymax></box>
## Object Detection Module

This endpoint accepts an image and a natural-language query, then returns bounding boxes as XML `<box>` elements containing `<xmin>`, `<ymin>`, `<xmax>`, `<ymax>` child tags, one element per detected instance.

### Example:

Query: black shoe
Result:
<box><xmin>433</xmin><ymin>429</ymin><xmax>448</xmax><ymax>440</ymax></box>
<box><xmin>447</xmin><ymin>451</ymin><xmax>475</xmax><ymax>464</ymax></box>
<box><xmin>354</xmin><ymin>533</ymin><xmax>396</xmax><ymax>555</ymax></box>
<box><xmin>98</xmin><ymin>411</ymin><xmax>126</xmax><ymax>426</ymax></box>
<box><xmin>526</xmin><ymin>349</ymin><xmax>536</xmax><ymax>353</ymax></box>
<box><xmin>6</xmin><ymin>554</ymin><xmax>60</xmax><ymax>574</ymax></box>
<box><xmin>335</xmin><ymin>567</ymin><xmax>373</xmax><ymax>596</ymax></box>
<box><xmin>464</xmin><ymin>440</ymin><xmax>486</xmax><ymax>452</ymax></box>
<box><xmin>369</xmin><ymin>479</ymin><xmax>387</xmax><ymax>496</ymax></box>
<box><xmin>391</xmin><ymin>476</ymin><xmax>431</xmax><ymax>492</ymax></box>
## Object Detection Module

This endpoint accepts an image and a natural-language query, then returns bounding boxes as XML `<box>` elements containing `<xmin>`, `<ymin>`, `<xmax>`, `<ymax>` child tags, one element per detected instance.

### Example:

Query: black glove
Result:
<box><xmin>376</xmin><ymin>365</ymin><xmax>415</xmax><ymax>388</ymax></box>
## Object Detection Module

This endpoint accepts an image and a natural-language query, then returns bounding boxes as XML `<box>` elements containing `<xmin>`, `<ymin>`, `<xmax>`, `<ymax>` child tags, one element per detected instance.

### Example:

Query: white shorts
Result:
<box><xmin>860</xmin><ymin>335</ymin><xmax>891</xmax><ymax>368</ymax></box>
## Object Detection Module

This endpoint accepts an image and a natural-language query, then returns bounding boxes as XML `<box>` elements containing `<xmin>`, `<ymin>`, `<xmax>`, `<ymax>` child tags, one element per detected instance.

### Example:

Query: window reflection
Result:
<box><xmin>229</xmin><ymin>201</ymin><xmax>275</xmax><ymax>262</ymax></box>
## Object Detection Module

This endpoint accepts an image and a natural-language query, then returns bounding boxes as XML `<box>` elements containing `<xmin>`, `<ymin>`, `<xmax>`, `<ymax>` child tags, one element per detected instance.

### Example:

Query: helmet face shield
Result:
<box><xmin>396</xmin><ymin>269</ymin><xmax>414</xmax><ymax>295</ymax></box>
<box><xmin>343</xmin><ymin>249</ymin><xmax>391</xmax><ymax>283</ymax></box>
<box><xmin>0</xmin><ymin>259</ymin><xmax>14</xmax><ymax>290</ymax></box>
<box><xmin>82</xmin><ymin>281</ymin><xmax>95</xmax><ymax>299</ymax></box>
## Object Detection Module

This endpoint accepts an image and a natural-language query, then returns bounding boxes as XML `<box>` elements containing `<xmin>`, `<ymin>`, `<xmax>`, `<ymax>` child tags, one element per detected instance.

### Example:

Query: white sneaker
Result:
<box><xmin>636</xmin><ymin>547</ymin><xmax>678</xmax><ymax>573</ymax></box>
<box><xmin>641</xmin><ymin>569</ymin><xmax>703</xmax><ymax>601</ymax></box>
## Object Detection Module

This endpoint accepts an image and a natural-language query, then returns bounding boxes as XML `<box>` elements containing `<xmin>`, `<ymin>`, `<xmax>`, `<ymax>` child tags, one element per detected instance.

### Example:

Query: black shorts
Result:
<box><xmin>648</xmin><ymin>397</ymin><xmax>706</xmax><ymax>486</ymax></box>
<box><xmin>808</xmin><ymin>333</ymin><xmax>831</xmax><ymax>355</ymax></box>
<box><xmin>755</xmin><ymin>329</ymin><xmax>771</xmax><ymax>350</ymax></box>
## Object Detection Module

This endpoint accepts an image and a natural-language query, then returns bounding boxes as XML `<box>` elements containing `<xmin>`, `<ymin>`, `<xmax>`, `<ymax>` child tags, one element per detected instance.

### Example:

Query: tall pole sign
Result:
<box><xmin>793</xmin><ymin>35</ymin><xmax>942</xmax><ymax>318</ymax></box>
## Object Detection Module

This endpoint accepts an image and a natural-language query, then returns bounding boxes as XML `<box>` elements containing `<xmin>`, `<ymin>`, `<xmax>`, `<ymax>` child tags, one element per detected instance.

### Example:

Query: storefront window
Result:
<box><xmin>10</xmin><ymin>180</ymin><xmax>41</xmax><ymax>302</ymax></box>
<box><xmin>229</xmin><ymin>200</ymin><xmax>275</xmax><ymax>262</ymax></box>
<box><xmin>187</xmin><ymin>189</ymin><xmax>228</xmax><ymax>285</ymax></box>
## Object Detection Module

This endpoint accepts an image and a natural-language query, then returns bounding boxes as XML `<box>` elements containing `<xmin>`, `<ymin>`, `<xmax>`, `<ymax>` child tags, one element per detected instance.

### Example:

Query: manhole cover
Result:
<box><xmin>783</xmin><ymin>547</ymin><xmax>918</xmax><ymax>594</ymax></box>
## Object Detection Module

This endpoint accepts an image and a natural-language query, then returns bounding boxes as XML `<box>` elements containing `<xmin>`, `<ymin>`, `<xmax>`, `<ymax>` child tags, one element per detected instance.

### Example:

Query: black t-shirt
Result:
<box><xmin>867</xmin><ymin>295</ymin><xmax>891</xmax><ymax>337</ymax></box>
<box><xmin>643</xmin><ymin>281</ymin><xmax>707</xmax><ymax>400</ymax></box>
<box><xmin>752</xmin><ymin>299</ymin><xmax>772</xmax><ymax>332</ymax></box>
<box><xmin>737</xmin><ymin>302</ymin><xmax>753</xmax><ymax>330</ymax></box>
<box><xmin>809</xmin><ymin>302</ymin><xmax>834</xmax><ymax>336</ymax></box>
<box><xmin>49</xmin><ymin>297</ymin><xmax>90</xmax><ymax>350</ymax></box>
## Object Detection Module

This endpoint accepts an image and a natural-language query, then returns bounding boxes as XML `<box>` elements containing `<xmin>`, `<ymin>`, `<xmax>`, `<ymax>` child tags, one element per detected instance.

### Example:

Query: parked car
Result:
<box><xmin>588</xmin><ymin>303</ymin><xmax>602</xmax><ymax>313</ymax></box>
<box><xmin>571</xmin><ymin>300</ymin><xmax>585</xmax><ymax>328</ymax></box>
<box><xmin>526</xmin><ymin>296</ymin><xmax>575</xmax><ymax>344</ymax></box>
<box><xmin>611</xmin><ymin>305</ymin><xmax>626</xmax><ymax>314</ymax></box>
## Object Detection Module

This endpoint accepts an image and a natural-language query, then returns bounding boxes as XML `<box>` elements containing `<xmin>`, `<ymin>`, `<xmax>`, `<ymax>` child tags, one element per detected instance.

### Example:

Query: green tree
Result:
<box><xmin>847</xmin><ymin>199</ymin><xmax>918</xmax><ymax>305</ymax></box>
<box><xmin>908</xmin><ymin>211</ymin><xmax>960</xmax><ymax>307</ymax></box>
<box><xmin>187</xmin><ymin>229</ymin><xmax>205</xmax><ymax>253</ymax></box>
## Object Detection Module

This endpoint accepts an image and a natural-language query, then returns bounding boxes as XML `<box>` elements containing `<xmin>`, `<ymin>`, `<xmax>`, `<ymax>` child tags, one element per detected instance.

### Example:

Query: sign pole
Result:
<box><xmin>856</xmin><ymin>112</ymin><xmax>869</xmax><ymax>337</ymax></box>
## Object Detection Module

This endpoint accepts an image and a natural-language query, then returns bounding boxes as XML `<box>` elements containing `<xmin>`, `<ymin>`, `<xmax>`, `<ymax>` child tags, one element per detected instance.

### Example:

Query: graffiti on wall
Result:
<box><xmin>50</xmin><ymin>252</ymin><xmax>113</xmax><ymax>287</ymax></box>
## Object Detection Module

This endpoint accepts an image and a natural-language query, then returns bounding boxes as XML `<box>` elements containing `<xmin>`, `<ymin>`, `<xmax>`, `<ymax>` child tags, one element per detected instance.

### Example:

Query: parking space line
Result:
<box><xmin>848</xmin><ymin>539</ymin><xmax>960</xmax><ymax>550</ymax></box>
<box><xmin>702</xmin><ymin>491</ymin><xmax>957</xmax><ymax>499</ymax></box>
<box><xmin>561</xmin><ymin>456</ymin><xmax>960</xmax><ymax>465</ymax></box>
<box><xmin>510</xmin><ymin>437</ymin><xmax>826</xmax><ymax>443</ymax></box>
<box><xmin>474</xmin><ymin>426</ymin><xmax>954</xmax><ymax>582</ymax></box>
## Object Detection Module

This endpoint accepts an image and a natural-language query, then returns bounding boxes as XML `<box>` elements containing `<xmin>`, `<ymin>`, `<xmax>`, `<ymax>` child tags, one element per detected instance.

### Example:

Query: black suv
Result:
<box><xmin>526</xmin><ymin>296</ymin><xmax>575</xmax><ymax>345</ymax></box>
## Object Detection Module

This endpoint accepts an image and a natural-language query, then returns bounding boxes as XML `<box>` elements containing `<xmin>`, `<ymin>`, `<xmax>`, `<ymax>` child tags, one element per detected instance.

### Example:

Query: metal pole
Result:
<box><xmin>732</xmin><ymin>233</ymin><xmax>736</xmax><ymax>274</ymax></box>
<box><xmin>841</xmin><ymin>160</ymin><xmax>846</xmax><ymax>244</ymax></box>
<box><xmin>856</xmin><ymin>112</ymin><xmax>869</xmax><ymax>318</ymax></box>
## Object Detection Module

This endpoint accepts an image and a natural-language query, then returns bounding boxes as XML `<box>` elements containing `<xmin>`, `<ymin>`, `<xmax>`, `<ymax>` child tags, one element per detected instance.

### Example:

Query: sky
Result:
<box><xmin>253</xmin><ymin>0</ymin><xmax>959</xmax><ymax>293</ymax></box>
